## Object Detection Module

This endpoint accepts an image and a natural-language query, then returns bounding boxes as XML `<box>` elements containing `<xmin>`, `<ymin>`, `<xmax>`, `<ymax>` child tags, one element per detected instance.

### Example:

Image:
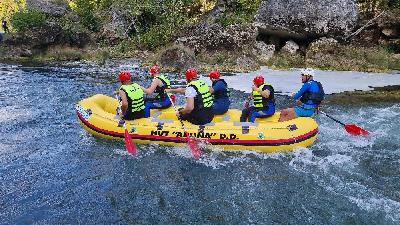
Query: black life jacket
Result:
<box><xmin>300</xmin><ymin>81</ymin><xmax>325</xmax><ymax>105</ymax></box>
<box><xmin>212</xmin><ymin>79</ymin><xmax>230</xmax><ymax>99</ymax></box>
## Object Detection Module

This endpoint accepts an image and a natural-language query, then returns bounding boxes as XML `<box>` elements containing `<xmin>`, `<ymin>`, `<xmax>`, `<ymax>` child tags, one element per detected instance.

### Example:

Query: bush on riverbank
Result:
<box><xmin>11</xmin><ymin>9</ymin><xmax>46</xmax><ymax>32</ymax></box>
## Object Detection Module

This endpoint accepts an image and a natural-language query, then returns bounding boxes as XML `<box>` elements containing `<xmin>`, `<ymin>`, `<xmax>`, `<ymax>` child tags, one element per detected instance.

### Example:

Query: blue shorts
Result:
<box><xmin>294</xmin><ymin>106</ymin><xmax>315</xmax><ymax>117</ymax></box>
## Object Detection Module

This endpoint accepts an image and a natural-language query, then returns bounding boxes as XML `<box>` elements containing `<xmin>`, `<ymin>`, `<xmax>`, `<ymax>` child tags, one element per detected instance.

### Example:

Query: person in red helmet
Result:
<box><xmin>240</xmin><ymin>75</ymin><xmax>275</xmax><ymax>122</ymax></box>
<box><xmin>141</xmin><ymin>65</ymin><xmax>172</xmax><ymax>117</ymax></box>
<box><xmin>117</xmin><ymin>71</ymin><xmax>145</xmax><ymax>120</ymax></box>
<box><xmin>208</xmin><ymin>70</ymin><xmax>230</xmax><ymax>115</ymax></box>
<box><xmin>168</xmin><ymin>68</ymin><xmax>214</xmax><ymax>125</ymax></box>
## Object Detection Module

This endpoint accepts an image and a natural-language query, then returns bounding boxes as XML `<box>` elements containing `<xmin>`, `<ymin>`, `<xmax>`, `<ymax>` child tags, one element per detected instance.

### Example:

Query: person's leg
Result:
<box><xmin>144</xmin><ymin>98</ymin><xmax>171</xmax><ymax>117</ymax></box>
<box><xmin>250</xmin><ymin>106</ymin><xmax>275</xmax><ymax>122</ymax></box>
<box><xmin>278</xmin><ymin>107</ymin><xmax>297</xmax><ymax>122</ymax></box>
<box><xmin>240</xmin><ymin>107</ymin><xmax>253</xmax><ymax>122</ymax></box>
<box><xmin>213</xmin><ymin>102</ymin><xmax>228</xmax><ymax>115</ymax></box>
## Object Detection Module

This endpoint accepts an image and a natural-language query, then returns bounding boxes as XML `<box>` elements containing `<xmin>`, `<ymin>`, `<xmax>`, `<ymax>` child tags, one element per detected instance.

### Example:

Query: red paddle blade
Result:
<box><xmin>187</xmin><ymin>136</ymin><xmax>201</xmax><ymax>159</ymax></box>
<box><xmin>345</xmin><ymin>124</ymin><xmax>370</xmax><ymax>136</ymax></box>
<box><xmin>124</xmin><ymin>129</ymin><xmax>137</xmax><ymax>154</ymax></box>
<box><xmin>170</xmin><ymin>94</ymin><xmax>176</xmax><ymax>103</ymax></box>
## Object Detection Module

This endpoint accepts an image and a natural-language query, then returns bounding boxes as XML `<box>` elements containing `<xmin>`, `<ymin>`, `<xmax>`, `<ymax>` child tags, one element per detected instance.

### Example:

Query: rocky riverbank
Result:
<box><xmin>0</xmin><ymin>0</ymin><xmax>399</xmax><ymax>73</ymax></box>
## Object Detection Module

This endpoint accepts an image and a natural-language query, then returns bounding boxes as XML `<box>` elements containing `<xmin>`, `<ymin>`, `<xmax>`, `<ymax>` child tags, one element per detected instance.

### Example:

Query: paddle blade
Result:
<box><xmin>345</xmin><ymin>124</ymin><xmax>370</xmax><ymax>136</ymax></box>
<box><xmin>124</xmin><ymin>128</ymin><xmax>137</xmax><ymax>154</ymax></box>
<box><xmin>187</xmin><ymin>136</ymin><xmax>201</xmax><ymax>159</ymax></box>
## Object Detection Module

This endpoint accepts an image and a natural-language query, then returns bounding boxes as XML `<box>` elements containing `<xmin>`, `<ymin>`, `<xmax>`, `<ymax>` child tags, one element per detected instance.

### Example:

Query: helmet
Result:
<box><xmin>208</xmin><ymin>70</ymin><xmax>220</xmax><ymax>79</ymax></box>
<box><xmin>150</xmin><ymin>65</ymin><xmax>160</xmax><ymax>75</ymax></box>
<box><xmin>185</xmin><ymin>68</ymin><xmax>197</xmax><ymax>81</ymax></box>
<box><xmin>253</xmin><ymin>75</ymin><xmax>264</xmax><ymax>86</ymax></box>
<box><xmin>300</xmin><ymin>68</ymin><xmax>315</xmax><ymax>77</ymax></box>
<box><xmin>118</xmin><ymin>71</ymin><xmax>131</xmax><ymax>82</ymax></box>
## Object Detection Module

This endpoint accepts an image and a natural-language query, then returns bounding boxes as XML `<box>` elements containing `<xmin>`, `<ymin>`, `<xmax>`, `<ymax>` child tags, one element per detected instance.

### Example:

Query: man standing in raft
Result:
<box><xmin>240</xmin><ymin>75</ymin><xmax>276</xmax><ymax>122</ymax></box>
<box><xmin>279</xmin><ymin>68</ymin><xmax>325</xmax><ymax>122</ymax></box>
<box><xmin>117</xmin><ymin>71</ymin><xmax>146</xmax><ymax>120</ymax></box>
<box><xmin>208</xmin><ymin>70</ymin><xmax>230</xmax><ymax>115</ymax></box>
<box><xmin>142</xmin><ymin>65</ymin><xmax>172</xmax><ymax>117</ymax></box>
<box><xmin>168</xmin><ymin>68</ymin><xmax>214</xmax><ymax>125</ymax></box>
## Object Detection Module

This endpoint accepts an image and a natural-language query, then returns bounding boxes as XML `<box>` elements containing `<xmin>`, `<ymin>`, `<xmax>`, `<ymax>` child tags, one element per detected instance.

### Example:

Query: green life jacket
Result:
<box><xmin>252</xmin><ymin>83</ymin><xmax>275</xmax><ymax>109</ymax></box>
<box><xmin>187</xmin><ymin>80</ymin><xmax>213</xmax><ymax>110</ymax></box>
<box><xmin>120</xmin><ymin>83</ymin><xmax>145</xmax><ymax>112</ymax></box>
<box><xmin>154</xmin><ymin>74</ymin><xmax>171</xmax><ymax>100</ymax></box>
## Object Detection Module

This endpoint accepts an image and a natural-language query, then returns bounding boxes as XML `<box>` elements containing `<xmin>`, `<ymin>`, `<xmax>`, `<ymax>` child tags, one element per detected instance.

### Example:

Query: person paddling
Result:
<box><xmin>208</xmin><ymin>70</ymin><xmax>230</xmax><ymax>115</ymax></box>
<box><xmin>240</xmin><ymin>75</ymin><xmax>276</xmax><ymax>122</ymax></box>
<box><xmin>168</xmin><ymin>68</ymin><xmax>214</xmax><ymax>125</ymax></box>
<box><xmin>142</xmin><ymin>65</ymin><xmax>172</xmax><ymax>117</ymax></box>
<box><xmin>279</xmin><ymin>68</ymin><xmax>324</xmax><ymax>122</ymax></box>
<box><xmin>117</xmin><ymin>71</ymin><xmax>145</xmax><ymax>120</ymax></box>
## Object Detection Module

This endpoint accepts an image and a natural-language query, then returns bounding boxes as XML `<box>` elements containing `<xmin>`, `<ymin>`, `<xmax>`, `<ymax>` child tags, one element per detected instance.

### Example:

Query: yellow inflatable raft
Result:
<box><xmin>76</xmin><ymin>94</ymin><xmax>318</xmax><ymax>153</ymax></box>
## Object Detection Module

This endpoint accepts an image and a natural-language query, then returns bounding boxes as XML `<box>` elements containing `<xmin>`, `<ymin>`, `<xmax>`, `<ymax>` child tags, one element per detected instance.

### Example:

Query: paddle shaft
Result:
<box><xmin>319</xmin><ymin>111</ymin><xmax>345</xmax><ymax>126</ymax></box>
<box><xmin>166</xmin><ymin>94</ymin><xmax>188</xmax><ymax>133</ymax></box>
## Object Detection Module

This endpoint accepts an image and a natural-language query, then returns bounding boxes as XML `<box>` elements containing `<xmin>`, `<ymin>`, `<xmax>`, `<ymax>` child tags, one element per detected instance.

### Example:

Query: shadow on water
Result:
<box><xmin>0</xmin><ymin>62</ymin><xmax>399</xmax><ymax>224</ymax></box>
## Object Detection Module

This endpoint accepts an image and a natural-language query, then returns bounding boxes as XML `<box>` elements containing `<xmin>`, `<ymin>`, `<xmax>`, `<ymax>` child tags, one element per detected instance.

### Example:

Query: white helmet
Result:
<box><xmin>300</xmin><ymin>68</ymin><xmax>315</xmax><ymax>78</ymax></box>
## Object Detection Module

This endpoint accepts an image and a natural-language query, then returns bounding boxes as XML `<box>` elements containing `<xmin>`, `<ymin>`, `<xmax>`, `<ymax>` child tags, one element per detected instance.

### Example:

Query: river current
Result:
<box><xmin>0</xmin><ymin>62</ymin><xmax>399</xmax><ymax>224</ymax></box>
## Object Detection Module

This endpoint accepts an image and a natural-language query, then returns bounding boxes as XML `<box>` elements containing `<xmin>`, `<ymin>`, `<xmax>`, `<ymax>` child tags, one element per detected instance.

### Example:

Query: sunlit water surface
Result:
<box><xmin>0</xmin><ymin>62</ymin><xmax>399</xmax><ymax>224</ymax></box>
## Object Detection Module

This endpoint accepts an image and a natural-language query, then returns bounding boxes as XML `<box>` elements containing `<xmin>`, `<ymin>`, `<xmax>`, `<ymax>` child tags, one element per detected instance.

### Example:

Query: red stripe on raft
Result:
<box><xmin>77</xmin><ymin>111</ymin><xmax>318</xmax><ymax>146</ymax></box>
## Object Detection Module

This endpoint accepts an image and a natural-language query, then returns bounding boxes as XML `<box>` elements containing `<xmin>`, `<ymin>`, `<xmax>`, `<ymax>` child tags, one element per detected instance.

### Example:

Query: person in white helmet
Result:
<box><xmin>279</xmin><ymin>68</ymin><xmax>325</xmax><ymax>122</ymax></box>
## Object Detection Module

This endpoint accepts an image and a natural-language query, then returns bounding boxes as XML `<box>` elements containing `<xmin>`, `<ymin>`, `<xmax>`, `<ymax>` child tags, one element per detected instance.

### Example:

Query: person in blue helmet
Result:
<box><xmin>240</xmin><ymin>75</ymin><xmax>275</xmax><ymax>122</ymax></box>
<box><xmin>279</xmin><ymin>68</ymin><xmax>325</xmax><ymax>122</ymax></box>
<box><xmin>142</xmin><ymin>65</ymin><xmax>173</xmax><ymax>117</ymax></box>
<box><xmin>208</xmin><ymin>70</ymin><xmax>230</xmax><ymax>115</ymax></box>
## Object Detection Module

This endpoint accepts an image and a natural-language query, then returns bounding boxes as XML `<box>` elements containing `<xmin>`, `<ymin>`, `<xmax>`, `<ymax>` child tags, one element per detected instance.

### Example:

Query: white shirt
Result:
<box><xmin>185</xmin><ymin>86</ymin><xmax>197</xmax><ymax>98</ymax></box>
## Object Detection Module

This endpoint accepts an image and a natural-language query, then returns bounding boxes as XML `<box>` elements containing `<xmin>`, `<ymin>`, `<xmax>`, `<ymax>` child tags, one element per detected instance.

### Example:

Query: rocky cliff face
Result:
<box><xmin>26</xmin><ymin>0</ymin><xmax>67</xmax><ymax>17</ymax></box>
<box><xmin>255</xmin><ymin>0</ymin><xmax>359</xmax><ymax>40</ymax></box>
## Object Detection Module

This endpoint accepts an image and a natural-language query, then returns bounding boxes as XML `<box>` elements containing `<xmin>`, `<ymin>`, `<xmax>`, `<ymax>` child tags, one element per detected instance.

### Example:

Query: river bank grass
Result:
<box><xmin>326</xmin><ymin>85</ymin><xmax>400</xmax><ymax>105</ymax></box>
<box><xmin>1</xmin><ymin>44</ymin><xmax>399</xmax><ymax>74</ymax></box>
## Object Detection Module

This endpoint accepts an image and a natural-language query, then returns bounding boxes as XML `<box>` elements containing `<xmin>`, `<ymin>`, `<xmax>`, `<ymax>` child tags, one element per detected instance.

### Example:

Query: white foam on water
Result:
<box><xmin>349</xmin><ymin>196</ymin><xmax>400</xmax><ymax>222</ymax></box>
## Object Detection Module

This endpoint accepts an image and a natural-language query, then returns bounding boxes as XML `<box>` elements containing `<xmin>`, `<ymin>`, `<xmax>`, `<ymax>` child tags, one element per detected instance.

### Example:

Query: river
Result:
<box><xmin>0</xmin><ymin>62</ymin><xmax>399</xmax><ymax>224</ymax></box>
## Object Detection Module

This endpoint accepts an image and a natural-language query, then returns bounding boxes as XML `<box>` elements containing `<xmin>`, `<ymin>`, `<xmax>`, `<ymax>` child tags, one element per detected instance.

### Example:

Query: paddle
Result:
<box><xmin>319</xmin><ymin>110</ymin><xmax>369</xmax><ymax>136</ymax></box>
<box><xmin>166</xmin><ymin>93</ymin><xmax>201</xmax><ymax>159</ymax></box>
<box><xmin>115</xmin><ymin>95</ymin><xmax>137</xmax><ymax>154</ymax></box>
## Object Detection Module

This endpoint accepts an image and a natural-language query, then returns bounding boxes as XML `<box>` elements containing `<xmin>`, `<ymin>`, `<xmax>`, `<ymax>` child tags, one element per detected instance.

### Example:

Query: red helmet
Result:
<box><xmin>185</xmin><ymin>68</ymin><xmax>197</xmax><ymax>81</ymax></box>
<box><xmin>118</xmin><ymin>71</ymin><xmax>131</xmax><ymax>82</ymax></box>
<box><xmin>208</xmin><ymin>70</ymin><xmax>220</xmax><ymax>79</ymax></box>
<box><xmin>253</xmin><ymin>75</ymin><xmax>264</xmax><ymax>86</ymax></box>
<box><xmin>150</xmin><ymin>65</ymin><xmax>160</xmax><ymax>75</ymax></box>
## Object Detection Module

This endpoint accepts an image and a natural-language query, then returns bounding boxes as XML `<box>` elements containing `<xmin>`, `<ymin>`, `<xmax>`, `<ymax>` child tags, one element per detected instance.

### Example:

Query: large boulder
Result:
<box><xmin>26</xmin><ymin>0</ymin><xmax>67</xmax><ymax>17</ymax></box>
<box><xmin>255</xmin><ymin>0</ymin><xmax>359</xmax><ymax>40</ymax></box>
<box><xmin>158</xmin><ymin>45</ymin><xmax>197</xmax><ymax>71</ymax></box>
<box><xmin>4</xmin><ymin>23</ymin><xmax>65</xmax><ymax>47</ymax></box>
<box><xmin>175</xmin><ymin>23</ymin><xmax>258</xmax><ymax>54</ymax></box>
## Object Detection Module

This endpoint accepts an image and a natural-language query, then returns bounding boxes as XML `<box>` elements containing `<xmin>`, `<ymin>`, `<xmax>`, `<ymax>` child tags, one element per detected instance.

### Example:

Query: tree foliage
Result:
<box><xmin>357</xmin><ymin>0</ymin><xmax>400</xmax><ymax>17</ymax></box>
<box><xmin>11</xmin><ymin>9</ymin><xmax>46</xmax><ymax>32</ymax></box>
<box><xmin>0</xmin><ymin>0</ymin><xmax>26</xmax><ymax>31</ymax></box>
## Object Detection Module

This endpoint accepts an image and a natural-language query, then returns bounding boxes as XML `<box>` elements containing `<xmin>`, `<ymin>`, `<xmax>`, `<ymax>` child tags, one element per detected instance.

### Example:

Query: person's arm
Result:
<box><xmin>166</xmin><ymin>87</ymin><xmax>186</xmax><ymax>94</ymax></box>
<box><xmin>209</xmin><ymin>86</ymin><xmax>214</xmax><ymax>94</ymax></box>
<box><xmin>142</xmin><ymin>78</ymin><xmax>160</xmax><ymax>94</ymax></box>
<box><xmin>179</xmin><ymin>97</ymin><xmax>194</xmax><ymax>115</ymax></box>
<box><xmin>252</xmin><ymin>85</ymin><xmax>270</xmax><ymax>98</ymax></box>
<box><xmin>292</xmin><ymin>83</ymin><xmax>309</xmax><ymax>100</ymax></box>
<box><xmin>119</xmin><ymin>90</ymin><xmax>129</xmax><ymax>116</ymax></box>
